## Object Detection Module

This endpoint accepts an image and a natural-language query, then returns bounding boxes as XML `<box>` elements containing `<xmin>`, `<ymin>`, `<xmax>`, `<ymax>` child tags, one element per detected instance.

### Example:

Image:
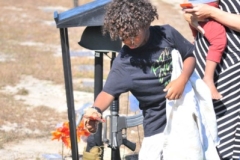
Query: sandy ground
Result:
<box><xmin>0</xmin><ymin>75</ymin><xmax>126</xmax><ymax>160</ymax></box>
<box><xmin>1</xmin><ymin>75</ymin><xmax>94</xmax><ymax>112</ymax></box>
<box><xmin>0</xmin><ymin>0</ymin><xmax>192</xmax><ymax>160</ymax></box>
<box><xmin>0</xmin><ymin>75</ymin><xmax>91</xmax><ymax>159</ymax></box>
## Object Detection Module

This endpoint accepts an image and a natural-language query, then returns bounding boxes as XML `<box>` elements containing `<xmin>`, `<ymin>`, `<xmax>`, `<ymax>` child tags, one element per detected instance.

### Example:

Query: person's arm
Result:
<box><xmin>179</xmin><ymin>56</ymin><xmax>196</xmax><ymax>84</ymax></box>
<box><xmin>163</xmin><ymin>23</ymin><xmax>196</xmax><ymax>100</ymax></box>
<box><xmin>165</xmin><ymin>56</ymin><xmax>196</xmax><ymax>100</ymax></box>
<box><xmin>84</xmin><ymin>55</ymin><xmax>130</xmax><ymax>133</ymax></box>
<box><xmin>84</xmin><ymin>91</ymin><xmax>114</xmax><ymax>133</ymax></box>
<box><xmin>93</xmin><ymin>91</ymin><xmax>115</xmax><ymax>112</ymax></box>
<box><xmin>184</xmin><ymin>3</ymin><xmax>240</xmax><ymax>32</ymax></box>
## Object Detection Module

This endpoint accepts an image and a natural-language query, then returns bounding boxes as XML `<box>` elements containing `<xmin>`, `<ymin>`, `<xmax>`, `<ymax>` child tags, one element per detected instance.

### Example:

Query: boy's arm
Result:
<box><xmin>165</xmin><ymin>56</ymin><xmax>196</xmax><ymax>100</ymax></box>
<box><xmin>179</xmin><ymin>56</ymin><xmax>196</xmax><ymax>83</ymax></box>
<box><xmin>93</xmin><ymin>91</ymin><xmax>114</xmax><ymax>112</ymax></box>
<box><xmin>84</xmin><ymin>91</ymin><xmax>114</xmax><ymax>133</ymax></box>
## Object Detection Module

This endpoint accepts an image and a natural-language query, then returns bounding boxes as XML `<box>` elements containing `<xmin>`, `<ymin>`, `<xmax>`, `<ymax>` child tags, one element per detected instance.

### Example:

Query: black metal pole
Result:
<box><xmin>94</xmin><ymin>52</ymin><xmax>103</xmax><ymax>100</ymax></box>
<box><xmin>110</xmin><ymin>52</ymin><xmax>121</xmax><ymax>160</ymax></box>
<box><xmin>59</xmin><ymin>28</ymin><xmax>79</xmax><ymax>160</ymax></box>
<box><xmin>86</xmin><ymin>51</ymin><xmax>104</xmax><ymax>159</ymax></box>
<box><xmin>94</xmin><ymin>51</ymin><xmax>104</xmax><ymax>159</ymax></box>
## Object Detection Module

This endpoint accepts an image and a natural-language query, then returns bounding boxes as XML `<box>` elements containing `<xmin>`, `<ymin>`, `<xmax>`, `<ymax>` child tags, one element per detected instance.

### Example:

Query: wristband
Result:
<box><xmin>91</xmin><ymin>106</ymin><xmax>102</xmax><ymax>114</ymax></box>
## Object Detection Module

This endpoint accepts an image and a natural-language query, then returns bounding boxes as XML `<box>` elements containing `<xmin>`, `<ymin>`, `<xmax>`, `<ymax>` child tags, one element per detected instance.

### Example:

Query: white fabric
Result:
<box><xmin>163</xmin><ymin>49</ymin><xmax>220</xmax><ymax>160</ymax></box>
<box><xmin>139</xmin><ymin>132</ymin><xmax>164</xmax><ymax>160</ymax></box>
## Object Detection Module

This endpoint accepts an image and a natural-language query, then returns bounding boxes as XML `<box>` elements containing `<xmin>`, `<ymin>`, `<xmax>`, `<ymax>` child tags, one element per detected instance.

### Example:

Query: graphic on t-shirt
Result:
<box><xmin>151</xmin><ymin>48</ymin><xmax>172</xmax><ymax>86</ymax></box>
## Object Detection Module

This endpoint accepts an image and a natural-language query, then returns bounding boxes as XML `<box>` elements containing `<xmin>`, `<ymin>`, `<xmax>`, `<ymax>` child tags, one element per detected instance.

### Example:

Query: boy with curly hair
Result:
<box><xmin>84</xmin><ymin>0</ymin><xmax>196</xmax><ymax>159</ymax></box>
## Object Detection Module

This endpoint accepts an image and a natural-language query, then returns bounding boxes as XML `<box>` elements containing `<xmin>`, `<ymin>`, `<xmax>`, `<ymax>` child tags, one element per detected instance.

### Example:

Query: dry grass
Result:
<box><xmin>0</xmin><ymin>92</ymin><xmax>67</xmax><ymax>149</ymax></box>
<box><xmin>0</xmin><ymin>0</ymin><xmax>133</xmax><ymax>155</ymax></box>
<box><xmin>0</xmin><ymin>0</ymin><xmax>96</xmax><ymax>149</ymax></box>
<box><xmin>0</xmin><ymin>0</ymin><xmax>103</xmax><ymax>85</ymax></box>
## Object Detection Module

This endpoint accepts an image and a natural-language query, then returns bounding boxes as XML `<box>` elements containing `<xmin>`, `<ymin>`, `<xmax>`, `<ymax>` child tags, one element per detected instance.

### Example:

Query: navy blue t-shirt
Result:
<box><xmin>103</xmin><ymin>25</ymin><xmax>194</xmax><ymax>137</ymax></box>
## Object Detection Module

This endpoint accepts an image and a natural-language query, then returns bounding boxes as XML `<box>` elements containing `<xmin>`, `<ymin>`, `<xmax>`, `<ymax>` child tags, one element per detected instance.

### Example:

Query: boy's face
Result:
<box><xmin>121</xmin><ymin>27</ymin><xmax>149</xmax><ymax>49</ymax></box>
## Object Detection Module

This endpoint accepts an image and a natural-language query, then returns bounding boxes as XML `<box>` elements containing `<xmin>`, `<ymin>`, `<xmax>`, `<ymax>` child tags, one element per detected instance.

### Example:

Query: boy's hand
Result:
<box><xmin>164</xmin><ymin>77</ymin><xmax>186</xmax><ymax>100</ymax></box>
<box><xmin>83</xmin><ymin>107</ymin><xmax>102</xmax><ymax>134</ymax></box>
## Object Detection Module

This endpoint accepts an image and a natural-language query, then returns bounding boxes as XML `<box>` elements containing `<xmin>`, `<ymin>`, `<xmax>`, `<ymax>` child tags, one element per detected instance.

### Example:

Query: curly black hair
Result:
<box><xmin>102</xmin><ymin>0</ymin><xmax>158</xmax><ymax>41</ymax></box>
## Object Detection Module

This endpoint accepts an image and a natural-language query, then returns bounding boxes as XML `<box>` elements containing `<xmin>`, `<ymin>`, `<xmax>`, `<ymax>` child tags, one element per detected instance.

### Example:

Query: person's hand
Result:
<box><xmin>184</xmin><ymin>3</ymin><xmax>212</xmax><ymax>20</ymax></box>
<box><xmin>190</xmin><ymin>16</ymin><xmax>205</xmax><ymax>35</ymax></box>
<box><xmin>164</xmin><ymin>77</ymin><xmax>186</xmax><ymax>100</ymax></box>
<box><xmin>83</xmin><ymin>107</ymin><xmax>102</xmax><ymax>134</ymax></box>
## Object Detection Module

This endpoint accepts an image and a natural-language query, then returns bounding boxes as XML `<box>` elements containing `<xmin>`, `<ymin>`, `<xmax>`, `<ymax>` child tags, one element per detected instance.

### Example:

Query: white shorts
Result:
<box><xmin>138</xmin><ymin>132</ymin><xmax>164</xmax><ymax>160</ymax></box>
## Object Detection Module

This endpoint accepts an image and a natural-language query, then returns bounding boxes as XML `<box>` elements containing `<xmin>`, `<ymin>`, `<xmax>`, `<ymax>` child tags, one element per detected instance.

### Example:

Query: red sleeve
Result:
<box><xmin>200</xmin><ymin>20</ymin><xmax>227</xmax><ymax>63</ymax></box>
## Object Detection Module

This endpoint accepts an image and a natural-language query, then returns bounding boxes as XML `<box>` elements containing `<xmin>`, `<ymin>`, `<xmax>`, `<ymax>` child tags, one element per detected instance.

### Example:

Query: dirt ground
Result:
<box><xmin>0</xmin><ymin>0</ymin><xmax>192</xmax><ymax>160</ymax></box>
